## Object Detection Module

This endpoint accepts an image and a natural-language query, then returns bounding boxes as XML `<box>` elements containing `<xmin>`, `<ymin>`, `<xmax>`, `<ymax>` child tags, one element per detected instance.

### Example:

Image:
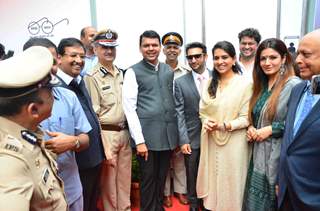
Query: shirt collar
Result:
<box><xmin>192</xmin><ymin>69</ymin><xmax>209</xmax><ymax>81</ymax></box>
<box><xmin>57</xmin><ymin>68</ymin><xmax>82</xmax><ymax>85</ymax></box>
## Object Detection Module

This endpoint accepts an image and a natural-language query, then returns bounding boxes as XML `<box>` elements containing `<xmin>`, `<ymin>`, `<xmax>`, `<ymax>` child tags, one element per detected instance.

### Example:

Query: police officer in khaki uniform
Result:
<box><xmin>162</xmin><ymin>32</ymin><xmax>191</xmax><ymax>80</ymax></box>
<box><xmin>0</xmin><ymin>46</ymin><xmax>67</xmax><ymax>211</ymax></box>
<box><xmin>161</xmin><ymin>32</ymin><xmax>189</xmax><ymax>207</ymax></box>
<box><xmin>84</xmin><ymin>29</ymin><xmax>132</xmax><ymax>211</ymax></box>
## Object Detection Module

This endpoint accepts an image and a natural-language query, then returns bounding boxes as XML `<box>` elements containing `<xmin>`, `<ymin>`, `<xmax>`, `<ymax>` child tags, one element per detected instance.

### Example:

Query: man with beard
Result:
<box><xmin>56</xmin><ymin>38</ymin><xmax>105</xmax><ymax>211</ymax></box>
<box><xmin>238</xmin><ymin>28</ymin><xmax>261</xmax><ymax>80</ymax></box>
<box><xmin>161</xmin><ymin>32</ymin><xmax>189</xmax><ymax>207</ymax></box>
<box><xmin>175</xmin><ymin>42</ymin><xmax>211</xmax><ymax>211</ymax></box>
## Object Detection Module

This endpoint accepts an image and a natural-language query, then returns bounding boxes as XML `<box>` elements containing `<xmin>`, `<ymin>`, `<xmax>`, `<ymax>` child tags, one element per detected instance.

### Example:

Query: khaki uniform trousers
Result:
<box><xmin>164</xmin><ymin>150</ymin><xmax>187</xmax><ymax>196</ymax></box>
<box><xmin>100</xmin><ymin>129</ymin><xmax>132</xmax><ymax>211</ymax></box>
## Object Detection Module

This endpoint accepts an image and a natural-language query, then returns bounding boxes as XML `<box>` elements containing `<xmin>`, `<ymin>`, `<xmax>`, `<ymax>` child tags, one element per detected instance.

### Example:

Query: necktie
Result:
<box><xmin>198</xmin><ymin>75</ymin><xmax>205</xmax><ymax>96</ymax></box>
<box><xmin>69</xmin><ymin>78</ymin><xmax>80</xmax><ymax>92</ymax></box>
<box><xmin>294</xmin><ymin>85</ymin><xmax>314</xmax><ymax>135</ymax></box>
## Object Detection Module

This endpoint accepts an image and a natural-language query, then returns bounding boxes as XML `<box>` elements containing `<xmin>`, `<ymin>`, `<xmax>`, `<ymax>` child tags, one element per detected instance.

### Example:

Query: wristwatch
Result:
<box><xmin>75</xmin><ymin>138</ymin><xmax>81</xmax><ymax>150</ymax></box>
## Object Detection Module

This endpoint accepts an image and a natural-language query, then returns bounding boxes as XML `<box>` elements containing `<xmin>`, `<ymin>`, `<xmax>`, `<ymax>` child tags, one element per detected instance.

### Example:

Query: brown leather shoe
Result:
<box><xmin>163</xmin><ymin>195</ymin><xmax>172</xmax><ymax>207</ymax></box>
<box><xmin>174</xmin><ymin>192</ymin><xmax>189</xmax><ymax>205</ymax></box>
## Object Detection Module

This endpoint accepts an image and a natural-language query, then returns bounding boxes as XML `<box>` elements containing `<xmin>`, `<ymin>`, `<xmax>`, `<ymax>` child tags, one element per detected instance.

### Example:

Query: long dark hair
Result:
<box><xmin>248</xmin><ymin>38</ymin><xmax>295</xmax><ymax>124</ymax></box>
<box><xmin>208</xmin><ymin>41</ymin><xmax>241</xmax><ymax>97</ymax></box>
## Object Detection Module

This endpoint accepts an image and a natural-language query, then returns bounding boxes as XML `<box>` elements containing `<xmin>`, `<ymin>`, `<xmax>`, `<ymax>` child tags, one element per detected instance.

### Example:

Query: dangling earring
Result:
<box><xmin>280</xmin><ymin>64</ymin><xmax>285</xmax><ymax>75</ymax></box>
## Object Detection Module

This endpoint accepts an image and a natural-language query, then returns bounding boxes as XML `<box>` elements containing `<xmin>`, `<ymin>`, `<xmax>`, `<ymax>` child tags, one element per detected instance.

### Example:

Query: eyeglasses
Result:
<box><xmin>186</xmin><ymin>54</ymin><xmax>203</xmax><ymax>60</ymax></box>
<box><xmin>63</xmin><ymin>53</ymin><xmax>85</xmax><ymax>60</ymax></box>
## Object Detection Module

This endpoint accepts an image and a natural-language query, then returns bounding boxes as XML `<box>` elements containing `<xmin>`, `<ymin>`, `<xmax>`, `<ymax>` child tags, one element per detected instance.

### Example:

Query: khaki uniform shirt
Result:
<box><xmin>84</xmin><ymin>63</ymin><xmax>126</xmax><ymax>125</ymax></box>
<box><xmin>0</xmin><ymin>117</ymin><xmax>67</xmax><ymax>211</ymax></box>
<box><xmin>173</xmin><ymin>63</ymin><xmax>191</xmax><ymax>80</ymax></box>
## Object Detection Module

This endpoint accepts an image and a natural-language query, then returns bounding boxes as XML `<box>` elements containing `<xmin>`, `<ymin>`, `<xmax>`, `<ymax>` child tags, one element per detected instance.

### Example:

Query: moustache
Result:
<box><xmin>71</xmin><ymin>61</ymin><xmax>84</xmax><ymax>66</ymax></box>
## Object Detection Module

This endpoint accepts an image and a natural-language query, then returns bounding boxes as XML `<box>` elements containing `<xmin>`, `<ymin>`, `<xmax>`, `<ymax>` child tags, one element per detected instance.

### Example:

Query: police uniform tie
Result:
<box><xmin>294</xmin><ymin>84</ymin><xmax>314</xmax><ymax>136</ymax></box>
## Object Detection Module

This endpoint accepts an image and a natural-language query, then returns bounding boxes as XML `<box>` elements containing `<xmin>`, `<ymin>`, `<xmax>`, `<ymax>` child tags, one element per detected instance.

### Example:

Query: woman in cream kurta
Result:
<box><xmin>196</xmin><ymin>41</ymin><xmax>252</xmax><ymax>211</ymax></box>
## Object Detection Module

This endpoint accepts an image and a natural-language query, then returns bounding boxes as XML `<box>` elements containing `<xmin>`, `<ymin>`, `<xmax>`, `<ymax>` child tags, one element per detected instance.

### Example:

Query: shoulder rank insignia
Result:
<box><xmin>100</xmin><ymin>67</ymin><xmax>108</xmax><ymax>76</ymax></box>
<box><xmin>21</xmin><ymin>130</ymin><xmax>38</xmax><ymax>145</ymax></box>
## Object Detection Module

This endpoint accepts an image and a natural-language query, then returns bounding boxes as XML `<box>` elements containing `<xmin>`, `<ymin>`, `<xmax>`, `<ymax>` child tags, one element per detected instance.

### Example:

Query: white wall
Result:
<box><xmin>280</xmin><ymin>0</ymin><xmax>303</xmax><ymax>51</ymax></box>
<box><xmin>95</xmin><ymin>0</ymin><xmax>185</xmax><ymax>69</ymax></box>
<box><xmin>204</xmin><ymin>0</ymin><xmax>278</xmax><ymax>68</ymax></box>
<box><xmin>0</xmin><ymin>0</ymin><xmax>304</xmax><ymax>69</ymax></box>
<box><xmin>0</xmin><ymin>0</ymin><xmax>91</xmax><ymax>52</ymax></box>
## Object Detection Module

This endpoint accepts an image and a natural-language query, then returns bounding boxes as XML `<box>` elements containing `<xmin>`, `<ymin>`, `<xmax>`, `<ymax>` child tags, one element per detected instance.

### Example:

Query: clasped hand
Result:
<box><xmin>247</xmin><ymin>125</ymin><xmax>272</xmax><ymax>142</ymax></box>
<box><xmin>203</xmin><ymin>119</ymin><xmax>225</xmax><ymax>132</ymax></box>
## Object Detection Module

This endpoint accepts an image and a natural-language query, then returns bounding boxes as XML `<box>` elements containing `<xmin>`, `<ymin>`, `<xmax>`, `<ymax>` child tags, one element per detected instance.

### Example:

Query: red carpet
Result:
<box><xmin>131</xmin><ymin>196</ymin><xmax>189</xmax><ymax>211</ymax></box>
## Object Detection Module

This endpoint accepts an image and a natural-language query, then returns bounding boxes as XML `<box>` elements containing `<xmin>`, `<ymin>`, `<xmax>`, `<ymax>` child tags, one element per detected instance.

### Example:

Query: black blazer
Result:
<box><xmin>278</xmin><ymin>81</ymin><xmax>320</xmax><ymax>210</ymax></box>
<box><xmin>57</xmin><ymin>76</ymin><xmax>105</xmax><ymax>170</ymax></box>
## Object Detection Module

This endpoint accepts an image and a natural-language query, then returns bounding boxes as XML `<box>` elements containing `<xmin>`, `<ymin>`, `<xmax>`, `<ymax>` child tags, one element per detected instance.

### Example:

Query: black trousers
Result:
<box><xmin>184</xmin><ymin>148</ymin><xmax>200</xmax><ymax>208</ymax></box>
<box><xmin>137</xmin><ymin>150</ymin><xmax>171</xmax><ymax>211</ymax></box>
<box><xmin>79</xmin><ymin>163</ymin><xmax>102</xmax><ymax>211</ymax></box>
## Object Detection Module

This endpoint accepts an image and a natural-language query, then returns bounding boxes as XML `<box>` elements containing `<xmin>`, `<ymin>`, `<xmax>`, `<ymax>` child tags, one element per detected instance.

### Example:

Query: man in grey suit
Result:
<box><xmin>174</xmin><ymin>42</ymin><xmax>210</xmax><ymax>211</ymax></box>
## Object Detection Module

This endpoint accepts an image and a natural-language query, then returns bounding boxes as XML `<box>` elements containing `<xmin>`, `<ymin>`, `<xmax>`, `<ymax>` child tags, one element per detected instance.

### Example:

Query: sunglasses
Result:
<box><xmin>186</xmin><ymin>54</ymin><xmax>203</xmax><ymax>60</ymax></box>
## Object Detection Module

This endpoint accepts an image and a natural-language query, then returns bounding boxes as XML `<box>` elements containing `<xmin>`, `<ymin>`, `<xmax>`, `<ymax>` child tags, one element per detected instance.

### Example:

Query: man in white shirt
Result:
<box><xmin>238</xmin><ymin>28</ymin><xmax>261</xmax><ymax>80</ymax></box>
<box><xmin>122</xmin><ymin>30</ymin><xmax>178</xmax><ymax>211</ymax></box>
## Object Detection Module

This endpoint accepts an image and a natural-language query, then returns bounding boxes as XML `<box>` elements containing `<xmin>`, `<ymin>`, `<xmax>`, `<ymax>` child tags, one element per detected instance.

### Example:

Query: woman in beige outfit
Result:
<box><xmin>197</xmin><ymin>41</ymin><xmax>252</xmax><ymax>211</ymax></box>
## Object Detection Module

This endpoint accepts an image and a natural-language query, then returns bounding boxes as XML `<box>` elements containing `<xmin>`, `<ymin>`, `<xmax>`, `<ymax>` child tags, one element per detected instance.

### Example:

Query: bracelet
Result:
<box><xmin>74</xmin><ymin>138</ymin><xmax>81</xmax><ymax>150</ymax></box>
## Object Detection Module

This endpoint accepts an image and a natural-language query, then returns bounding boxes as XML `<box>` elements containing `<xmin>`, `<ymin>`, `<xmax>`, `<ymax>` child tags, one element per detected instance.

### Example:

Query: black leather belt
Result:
<box><xmin>101</xmin><ymin>123</ymin><xmax>128</xmax><ymax>131</ymax></box>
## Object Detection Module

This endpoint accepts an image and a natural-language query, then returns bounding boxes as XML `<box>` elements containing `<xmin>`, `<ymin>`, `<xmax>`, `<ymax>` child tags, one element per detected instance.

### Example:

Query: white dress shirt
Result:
<box><xmin>192</xmin><ymin>69</ymin><xmax>210</xmax><ymax>94</ymax></box>
<box><xmin>122</xmin><ymin>61</ymin><xmax>159</xmax><ymax>146</ymax></box>
<box><xmin>56</xmin><ymin>69</ymin><xmax>82</xmax><ymax>85</ymax></box>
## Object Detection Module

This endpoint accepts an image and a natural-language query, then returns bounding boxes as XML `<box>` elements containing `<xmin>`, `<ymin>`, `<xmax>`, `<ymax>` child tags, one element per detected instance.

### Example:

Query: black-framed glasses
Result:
<box><xmin>186</xmin><ymin>54</ymin><xmax>203</xmax><ymax>60</ymax></box>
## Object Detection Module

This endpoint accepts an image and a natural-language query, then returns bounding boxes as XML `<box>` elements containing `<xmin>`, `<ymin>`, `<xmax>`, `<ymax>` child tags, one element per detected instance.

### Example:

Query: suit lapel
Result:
<box><xmin>294</xmin><ymin>93</ymin><xmax>320</xmax><ymax>140</ymax></box>
<box><xmin>287</xmin><ymin>83</ymin><xmax>305</xmax><ymax>144</ymax></box>
<box><xmin>186</xmin><ymin>72</ymin><xmax>200</xmax><ymax>100</ymax></box>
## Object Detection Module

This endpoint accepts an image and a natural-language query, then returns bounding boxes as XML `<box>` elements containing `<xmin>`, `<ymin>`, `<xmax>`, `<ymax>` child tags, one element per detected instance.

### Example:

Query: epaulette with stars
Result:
<box><xmin>99</xmin><ymin>67</ymin><xmax>108</xmax><ymax>77</ymax></box>
<box><xmin>21</xmin><ymin>130</ymin><xmax>38</xmax><ymax>145</ymax></box>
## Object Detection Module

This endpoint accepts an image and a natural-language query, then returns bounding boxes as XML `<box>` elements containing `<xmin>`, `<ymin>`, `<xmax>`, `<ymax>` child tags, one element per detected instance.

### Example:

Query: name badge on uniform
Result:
<box><xmin>42</xmin><ymin>168</ymin><xmax>50</xmax><ymax>184</ymax></box>
<box><xmin>102</xmin><ymin>85</ymin><xmax>111</xmax><ymax>90</ymax></box>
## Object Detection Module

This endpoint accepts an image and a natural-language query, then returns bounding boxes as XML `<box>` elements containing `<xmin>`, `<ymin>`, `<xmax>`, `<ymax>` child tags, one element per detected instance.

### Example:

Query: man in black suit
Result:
<box><xmin>56</xmin><ymin>38</ymin><xmax>105</xmax><ymax>211</ymax></box>
<box><xmin>278</xmin><ymin>29</ymin><xmax>320</xmax><ymax>210</ymax></box>
<box><xmin>174</xmin><ymin>42</ymin><xmax>210</xmax><ymax>211</ymax></box>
